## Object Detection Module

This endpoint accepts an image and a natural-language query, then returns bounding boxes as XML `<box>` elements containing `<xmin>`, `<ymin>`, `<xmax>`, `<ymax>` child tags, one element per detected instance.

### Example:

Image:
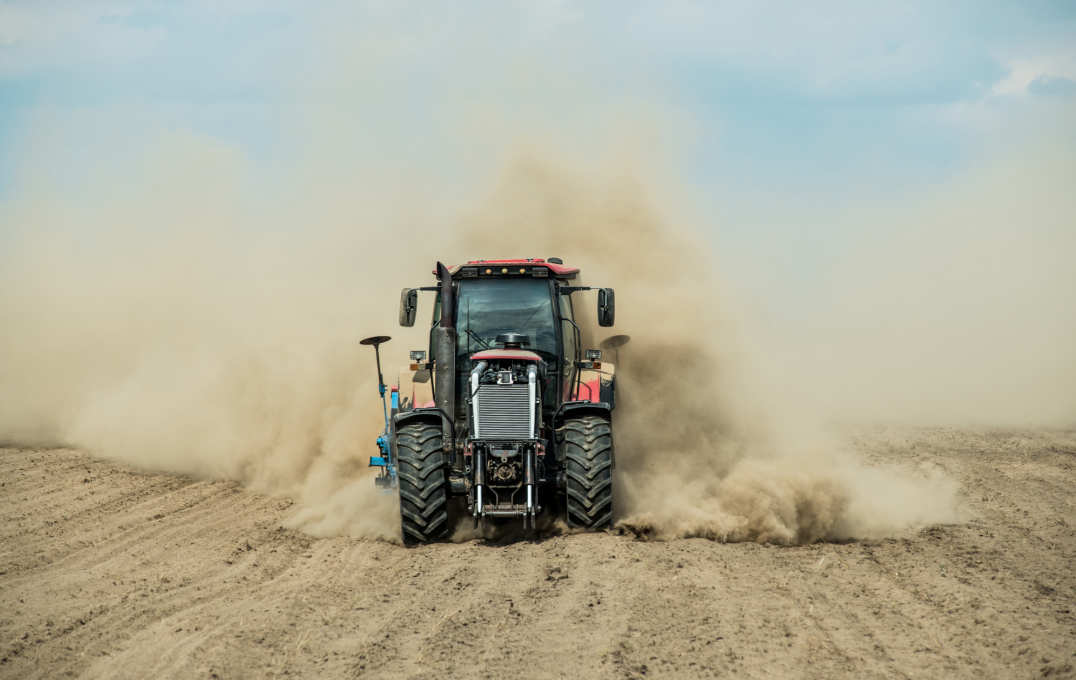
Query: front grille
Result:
<box><xmin>474</xmin><ymin>384</ymin><xmax>533</xmax><ymax>439</ymax></box>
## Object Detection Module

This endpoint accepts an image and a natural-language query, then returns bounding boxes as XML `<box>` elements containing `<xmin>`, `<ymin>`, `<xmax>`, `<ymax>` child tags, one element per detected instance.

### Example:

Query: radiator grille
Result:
<box><xmin>474</xmin><ymin>384</ymin><xmax>533</xmax><ymax>439</ymax></box>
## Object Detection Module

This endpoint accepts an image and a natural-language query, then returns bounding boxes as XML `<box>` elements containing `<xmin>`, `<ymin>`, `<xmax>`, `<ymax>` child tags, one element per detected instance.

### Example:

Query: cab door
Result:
<box><xmin>558</xmin><ymin>290</ymin><xmax>577</xmax><ymax>401</ymax></box>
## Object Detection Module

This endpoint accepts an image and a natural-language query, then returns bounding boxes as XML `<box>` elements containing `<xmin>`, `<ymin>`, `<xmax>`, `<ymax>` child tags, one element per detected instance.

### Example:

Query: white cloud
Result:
<box><xmin>992</xmin><ymin>53</ymin><xmax>1076</xmax><ymax>96</ymax></box>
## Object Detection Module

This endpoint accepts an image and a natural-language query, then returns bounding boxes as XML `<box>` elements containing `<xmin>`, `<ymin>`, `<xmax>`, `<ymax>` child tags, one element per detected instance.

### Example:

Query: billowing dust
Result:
<box><xmin>0</xmin><ymin>141</ymin><xmax>966</xmax><ymax>544</ymax></box>
<box><xmin>456</xmin><ymin>159</ymin><xmax>962</xmax><ymax>542</ymax></box>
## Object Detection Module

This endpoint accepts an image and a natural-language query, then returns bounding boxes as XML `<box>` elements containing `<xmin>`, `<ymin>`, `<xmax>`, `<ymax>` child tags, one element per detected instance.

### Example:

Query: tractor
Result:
<box><xmin>361</xmin><ymin>258</ymin><xmax>626</xmax><ymax>544</ymax></box>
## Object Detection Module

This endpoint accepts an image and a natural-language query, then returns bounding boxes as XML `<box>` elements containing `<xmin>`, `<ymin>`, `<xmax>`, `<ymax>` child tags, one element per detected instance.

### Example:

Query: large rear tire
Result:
<box><xmin>395</xmin><ymin>421</ymin><xmax>450</xmax><ymax>545</ymax></box>
<box><xmin>561</xmin><ymin>414</ymin><xmax>614</xmax><ymax>529</ymax></box>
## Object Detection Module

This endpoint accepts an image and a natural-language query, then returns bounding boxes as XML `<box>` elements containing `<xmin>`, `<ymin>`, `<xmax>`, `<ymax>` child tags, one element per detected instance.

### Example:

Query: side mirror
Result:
<box><xmin>597</xmin><ymin>288</ymin><xmax>615</xmax><ymax>327</ymax></box>
<box><xmin>399</xmin><ymin>288</ymin><xmax>418</xmax><ymax>327</ymax></box>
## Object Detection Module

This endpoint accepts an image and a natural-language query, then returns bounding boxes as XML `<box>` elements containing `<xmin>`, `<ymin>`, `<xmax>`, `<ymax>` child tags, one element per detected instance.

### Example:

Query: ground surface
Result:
<box><xmin>1</xmin><ymin>428</ymin><xmax>1073</xmax><ymax>679</ymax></box>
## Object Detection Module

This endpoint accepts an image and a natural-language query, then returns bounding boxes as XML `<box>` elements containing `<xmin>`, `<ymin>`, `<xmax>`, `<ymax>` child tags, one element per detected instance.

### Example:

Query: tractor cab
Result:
<box><xmin>450</xmin><ymin>272</ymin><xmax>565</xmax><ymax>414</ymax></box>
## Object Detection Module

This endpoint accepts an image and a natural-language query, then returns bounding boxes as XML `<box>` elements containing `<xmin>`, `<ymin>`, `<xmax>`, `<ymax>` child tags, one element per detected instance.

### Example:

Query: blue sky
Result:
<box><xmin>2</xmin><ymin>2</ymin><xmax>1074</xmax><ymax>200</ymax></box>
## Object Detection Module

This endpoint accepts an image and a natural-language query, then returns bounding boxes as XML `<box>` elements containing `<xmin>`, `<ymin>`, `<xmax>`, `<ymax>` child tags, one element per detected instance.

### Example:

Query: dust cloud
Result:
<box><xmin>0</xmin><ymin>130</ymin><xmax>416</xmax><ymax>543</ymax></box>
<box><xmin>13</xmin><ymin>119</ymin><xmax>1076</xmax><ymax>542</ymax></box>
<box><xmin>456</xmin><ymin>158</ymin><xmax>964</xmax><ymax>542</ymax></box>
<box><xmin>752</xmin><ymin>128</ymin><xmax>1076</xmax><ymax>429</ymax></box>
<box><xmin>0</xmin><ymin>139</ymin><xmax>967</xmax><ymax>544</ymax></box>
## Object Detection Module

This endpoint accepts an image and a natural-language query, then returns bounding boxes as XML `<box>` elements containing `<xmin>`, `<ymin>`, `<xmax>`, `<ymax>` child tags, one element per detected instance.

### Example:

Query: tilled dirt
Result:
<box><xmin>1</xmin><ymin>428</ymin><xmax>1073</xmax><ymax>679</ymax></box>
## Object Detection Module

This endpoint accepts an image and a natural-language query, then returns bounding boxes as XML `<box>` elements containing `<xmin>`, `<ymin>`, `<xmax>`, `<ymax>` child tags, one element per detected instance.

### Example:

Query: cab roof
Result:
<box><xmin>436</xmin><ymin>258</ymin><xmax>579</xmax><ymax>280</ymax></box>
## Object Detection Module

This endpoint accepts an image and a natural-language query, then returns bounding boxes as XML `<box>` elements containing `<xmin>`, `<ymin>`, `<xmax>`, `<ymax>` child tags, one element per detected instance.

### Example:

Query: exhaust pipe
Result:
<box><xmin>434</xmin><ymin>262</ymin><xmax>456</xmax><ymax>450</ymax></box>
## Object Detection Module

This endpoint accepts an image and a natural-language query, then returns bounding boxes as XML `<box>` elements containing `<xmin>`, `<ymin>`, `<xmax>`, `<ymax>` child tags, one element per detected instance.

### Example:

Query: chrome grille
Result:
<box><xmin>473</xmin><ymin>384</ymin><xmax>533</xmax><ymax>439</ymax></box>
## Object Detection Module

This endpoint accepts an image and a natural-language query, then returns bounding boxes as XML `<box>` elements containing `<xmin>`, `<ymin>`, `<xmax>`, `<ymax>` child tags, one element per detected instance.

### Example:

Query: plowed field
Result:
<box><xmin>1</xmin><ymin>428</ymin><xmax>1073</xmax><ymax>679</ymax></box>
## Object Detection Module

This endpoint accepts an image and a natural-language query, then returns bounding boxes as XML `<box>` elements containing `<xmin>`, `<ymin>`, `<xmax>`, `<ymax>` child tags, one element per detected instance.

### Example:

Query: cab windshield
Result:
<box><xmin>456</xmin><ymin>279</ymin><xmax>556</xmax><ymax>357</ymax></box>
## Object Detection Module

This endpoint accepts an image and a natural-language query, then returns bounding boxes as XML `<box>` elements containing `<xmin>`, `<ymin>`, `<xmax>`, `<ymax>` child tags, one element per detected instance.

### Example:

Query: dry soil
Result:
<box><xmin>1</xmin><ymin>427</ymin><xmax>1073</xmax><ymax>679</ymax></box>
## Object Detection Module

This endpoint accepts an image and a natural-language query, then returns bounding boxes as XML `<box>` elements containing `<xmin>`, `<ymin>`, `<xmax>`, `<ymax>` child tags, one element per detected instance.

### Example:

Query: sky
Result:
<box><xmin>2</xmin><ymin>1</ymin><xmax>1074</xmax><ymax>200</ymax></box>
<box><xmin>1</xmin><ymin>1</ymin><xmax>1074</xmax><ymax>425</ymax></box>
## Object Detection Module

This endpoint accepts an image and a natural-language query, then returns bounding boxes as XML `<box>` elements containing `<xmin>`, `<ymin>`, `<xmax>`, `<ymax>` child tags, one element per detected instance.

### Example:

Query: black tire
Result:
<box><xmin>561</xmin><ymin>414</ymin><xmax>614</xmax><ymax>529</ymax></box>
<box><xmin>395</xmin><ymin>421</ymin><xmax>450</xmax><ymax>545</ymax></box>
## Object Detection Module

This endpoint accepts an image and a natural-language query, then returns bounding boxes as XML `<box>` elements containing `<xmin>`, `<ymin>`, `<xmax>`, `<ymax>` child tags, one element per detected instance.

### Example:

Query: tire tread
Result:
<box><xmin>395</xmin><ymin>422</ymin><xmax>449</xmax><ymax>544</ymax></box>
<box><xmin>560</xmin><ymin>414</ymin><xmax>614</xmax><ymax>529</ymax></box>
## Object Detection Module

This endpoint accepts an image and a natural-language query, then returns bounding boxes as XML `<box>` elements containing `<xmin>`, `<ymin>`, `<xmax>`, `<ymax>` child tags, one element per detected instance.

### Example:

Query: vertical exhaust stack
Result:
<box><xmin>433</xmin><ymin>262</ymin><xmax>456</xmax><ymax>450</ymax></box>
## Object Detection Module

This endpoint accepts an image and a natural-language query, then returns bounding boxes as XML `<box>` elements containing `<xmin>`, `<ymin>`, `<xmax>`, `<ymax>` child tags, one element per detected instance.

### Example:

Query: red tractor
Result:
<box><xmin>362</xmin><ymin>258</ymin><xmax>625</xmax><ymax>544</ymax></box>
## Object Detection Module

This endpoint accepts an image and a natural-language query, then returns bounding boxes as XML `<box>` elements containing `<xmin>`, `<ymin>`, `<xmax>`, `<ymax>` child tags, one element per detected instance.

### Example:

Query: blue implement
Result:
<box><xmin>361</xmin><ymin>335</ymin><xmax>399</xmax><ymax>489</ymax></box>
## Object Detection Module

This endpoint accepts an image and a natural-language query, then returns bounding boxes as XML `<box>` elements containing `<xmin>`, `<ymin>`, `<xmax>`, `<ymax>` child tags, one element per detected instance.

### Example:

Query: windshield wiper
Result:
<box><xmin>465</xmin><ymin>328</ymin><xmax>491</xmax><ymax>350</ymax></box>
